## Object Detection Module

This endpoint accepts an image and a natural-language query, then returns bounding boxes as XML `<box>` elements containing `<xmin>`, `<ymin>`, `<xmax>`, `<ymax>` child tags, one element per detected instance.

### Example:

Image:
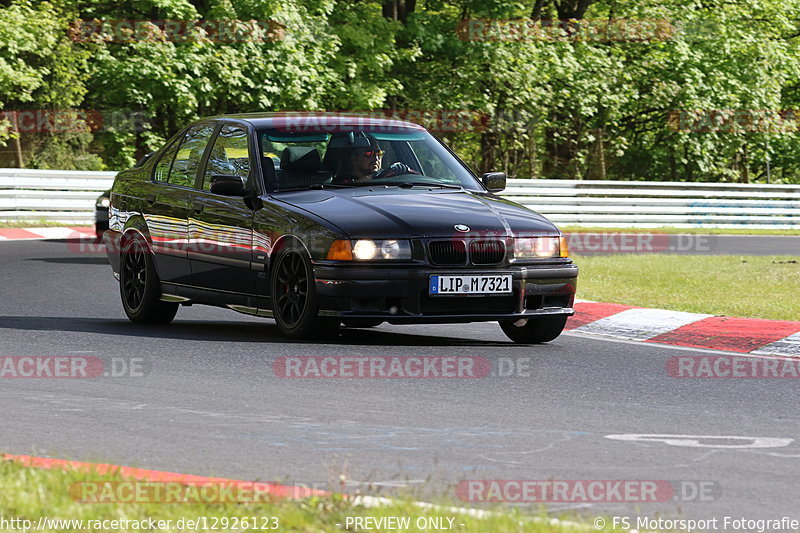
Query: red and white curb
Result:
<box><xmin>567</xmin><ymin>300</ymin><xmax>800</xmax><ymax>357</ymax></box>
<box><xmin>0</xmin><ymin>227</ymin><xmax>95</xmax><ymax>241</ymax></box>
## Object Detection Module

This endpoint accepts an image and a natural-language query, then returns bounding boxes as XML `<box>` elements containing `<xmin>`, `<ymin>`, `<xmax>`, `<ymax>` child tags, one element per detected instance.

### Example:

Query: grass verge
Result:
<box><xmin>573</xmin><ymin>254</ymin><xmax>800</xmax><ymax>321</ymax></box>
<box><xmin>0</xmin><ymin>459</ymin><xmax>603</xmax><ymax>533</ymax></box>
<box><xmin>561</xmin><ymin>226</ymin><xmax>798</xmax><ymax>235</ymax></box>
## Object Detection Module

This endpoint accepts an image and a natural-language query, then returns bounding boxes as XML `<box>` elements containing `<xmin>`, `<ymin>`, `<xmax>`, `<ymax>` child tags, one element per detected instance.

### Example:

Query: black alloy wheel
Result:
<box><xmin>271</xmin><ymin>246</ymin><xmax>339</xmax><ymax>339</ymax></box>
<box><xmin>274</xmin><ymin>250</ymin><xmax>310</xmax><ymax>329</ymax></box>
<box><xmin>119</xmin><ymin>234</ymin><xmax>179</xmax><ymax>324</ymax></box>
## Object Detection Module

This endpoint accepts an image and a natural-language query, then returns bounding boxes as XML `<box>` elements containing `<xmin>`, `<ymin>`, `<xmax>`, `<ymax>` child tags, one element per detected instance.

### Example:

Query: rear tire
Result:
<box><xmin>499</xmin><ymin>315</ymin><xmax>567</xmax><ymax>344</ymax></box>
<box><xmin>270</xmin><ymin>245</ymin><xmax>339</xmax><ymax>339</ymax></box>
<box><xmin>119</xmin><ymin>234</ymin><xmax>178</xmax><ymax>324</ymax></box>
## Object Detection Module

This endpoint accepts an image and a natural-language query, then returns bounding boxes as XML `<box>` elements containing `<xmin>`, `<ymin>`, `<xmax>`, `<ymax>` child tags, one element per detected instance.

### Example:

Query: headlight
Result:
<box><xmin>327</xmin><ymin>239</ymin><xmax>412</xmax><ymax>261</ymax></box>
<box><xmin>96</xmin><ymin>197</ymin><xmax>110</xmax><ymax>209</ymax></box>
<box><xmin>513</xmin><ymin>237</ymin><xmax>561</xmax><ymax>259</ymax></box>
<box><xmin>380</xmin><ymin>239</ymin><xmax>404</xmax><ymax>259</ymax></box>
<box><xmin>353</xmin><ymin>240</ymin><xmax>378</xmax><ymax>260</ymax></box>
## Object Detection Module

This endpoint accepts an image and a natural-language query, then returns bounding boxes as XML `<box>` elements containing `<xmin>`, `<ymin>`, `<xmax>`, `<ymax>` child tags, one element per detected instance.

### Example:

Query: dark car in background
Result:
<box><xmin>95</xmin><ymin>189</ymin><xmax>110</xmax><ymax>240</ymax></box>
<box><xmin>103</xmin><ymin>113</ymin><xmax>578</xmax><ymax>343</ymax></box>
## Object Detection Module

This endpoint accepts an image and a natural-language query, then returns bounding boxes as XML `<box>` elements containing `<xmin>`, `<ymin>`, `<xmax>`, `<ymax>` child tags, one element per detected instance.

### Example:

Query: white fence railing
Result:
<box><xmin>503</xmin><ymin>179</ymin><xmax>800</xmax><ymax>229</ymax></box>
<box><xmin>1</xmin><ymin>169</ymin><xmax>799</xmax><ymax>229</ymax></box>
<box><xmin>0</xmin><ymin>169</ymin><xmax>116</xmax><ymax>224</ymax></box>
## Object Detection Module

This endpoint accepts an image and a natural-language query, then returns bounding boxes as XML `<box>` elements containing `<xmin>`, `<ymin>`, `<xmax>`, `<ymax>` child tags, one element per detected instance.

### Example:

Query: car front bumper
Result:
<box><xmin>313</xmin><ymin>262</ymin><xmax>578</xmax><ymax>324</ymax></box>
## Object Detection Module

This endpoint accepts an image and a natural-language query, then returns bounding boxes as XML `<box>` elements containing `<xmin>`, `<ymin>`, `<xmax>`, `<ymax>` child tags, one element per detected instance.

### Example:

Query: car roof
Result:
<box><xmin>204</xmin><ymin>112</ymin><xmax>427</xmax><ymax>131</ymax></box>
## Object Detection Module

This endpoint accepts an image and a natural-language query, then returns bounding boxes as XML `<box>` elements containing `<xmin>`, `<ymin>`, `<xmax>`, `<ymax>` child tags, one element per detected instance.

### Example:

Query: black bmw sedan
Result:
<box><xmin>103</xmin><ymin>113</ymin><xmax>577</xmax><ymax>343</ymax></box>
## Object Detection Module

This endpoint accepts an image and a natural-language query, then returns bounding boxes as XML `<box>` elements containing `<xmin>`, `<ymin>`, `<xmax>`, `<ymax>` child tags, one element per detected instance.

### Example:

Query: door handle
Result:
<box><xmin>145</xmin><ymin>194</ymin><xmax>156</xmax><ymax>205</ymax></box>
<box><xmin>192</xmin><ymin>203</ymin><xmax>204</xmax><ymax>214</ymax></box>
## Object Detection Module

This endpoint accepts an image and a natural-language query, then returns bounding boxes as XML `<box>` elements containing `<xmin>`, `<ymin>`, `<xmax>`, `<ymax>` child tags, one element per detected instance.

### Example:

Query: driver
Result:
<box><xmin>332</xmin><ymin>137</ymin><xmax>419</xmax><ymax>184</ymax></box>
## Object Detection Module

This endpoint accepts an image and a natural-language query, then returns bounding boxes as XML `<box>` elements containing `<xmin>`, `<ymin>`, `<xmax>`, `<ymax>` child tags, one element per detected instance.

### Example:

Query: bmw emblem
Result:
<box><xmin>454</xmin><ymin>224</ymin><xmax>470</xmax><ymax>232</ymax></box>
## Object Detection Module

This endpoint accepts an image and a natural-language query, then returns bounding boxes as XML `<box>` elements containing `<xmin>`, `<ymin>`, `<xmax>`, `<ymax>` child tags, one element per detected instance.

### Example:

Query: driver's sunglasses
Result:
<box><xmin>361</xmin><ymin>149</ymin><xmax>385</xmax><ymax>158</ymax></box>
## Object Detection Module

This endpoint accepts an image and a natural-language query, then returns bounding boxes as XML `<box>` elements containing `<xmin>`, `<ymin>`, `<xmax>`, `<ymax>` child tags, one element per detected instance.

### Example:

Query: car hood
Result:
<box><xmin>274</xmin><ymin>188</ymin><xmax>559</xmax><ymax>238</ymax></box>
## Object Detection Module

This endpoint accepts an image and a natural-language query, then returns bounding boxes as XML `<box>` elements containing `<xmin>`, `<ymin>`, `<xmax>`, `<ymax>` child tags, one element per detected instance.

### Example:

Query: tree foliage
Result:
<box><xmin>0</xmin><ymin>0</ymin><xmax>799</xmax><ymax>182</ymax></box>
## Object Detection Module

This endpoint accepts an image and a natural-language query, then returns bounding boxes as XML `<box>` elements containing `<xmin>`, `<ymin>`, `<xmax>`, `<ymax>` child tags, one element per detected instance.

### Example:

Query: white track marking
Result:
<box><xmin>752</xmin><ymin>331</ymin><xmax>800</xmax><ymax>356</ymax></box>
<box><xmin>605</xmin><ymin>434</ymin><xmax>793</xmax><ymax>449</ymax></box>
<box><xmin>574</xmin><ymin>308</ymin><xmax>711</xmax><ymax>341</ymax></box>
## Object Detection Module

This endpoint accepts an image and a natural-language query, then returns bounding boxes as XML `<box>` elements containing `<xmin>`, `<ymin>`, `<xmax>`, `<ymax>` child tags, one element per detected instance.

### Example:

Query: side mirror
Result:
<box><xmin>481</xmin><ymin>171</ymin><xmax>506</xmax><ymax>193</ymax></box>
<box><xmin>210</xmin><ymin>174</ymin><xmax>246</xmax><ymax>196</ymax></box>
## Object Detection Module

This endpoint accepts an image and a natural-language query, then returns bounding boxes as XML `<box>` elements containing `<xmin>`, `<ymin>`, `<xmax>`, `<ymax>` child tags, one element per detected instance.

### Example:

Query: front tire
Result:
<box><xmin>119</xmin><ymin>234</ymin><xmax>178</xmax><ymax>324</ymax></box>
<box><xmin>499</xmin><ymin>315</ymin><xmax>567</xmax><ymax>344</ymax></box>
<box><xmin>270</xmin><ymin>246</ymin><xmax>339</xmax><ymax>339</ymax></box>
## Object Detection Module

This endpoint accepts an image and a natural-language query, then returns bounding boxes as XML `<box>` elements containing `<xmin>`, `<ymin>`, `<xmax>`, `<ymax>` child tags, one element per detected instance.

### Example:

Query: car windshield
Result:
<box><xmin>257</xmin><ymin>126</ymin><xmax>482</xmax><ymax>192</ymax></box>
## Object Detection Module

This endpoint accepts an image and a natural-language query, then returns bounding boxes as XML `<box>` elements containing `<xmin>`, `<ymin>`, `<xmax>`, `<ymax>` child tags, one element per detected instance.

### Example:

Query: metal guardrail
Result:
<box><xmin>0</xmin><ymin>169</ymin><xmax>116</xmax><ymax>224</ymax></box>
<box><xmin>1</xmin><ymin>169</ymin><xmax>798</xmax><ymax>228</ymax></box>
<box><xmin>504</xmin><ymin>179</ymin><xmax>800</xmax><ymax>229</ymax></box>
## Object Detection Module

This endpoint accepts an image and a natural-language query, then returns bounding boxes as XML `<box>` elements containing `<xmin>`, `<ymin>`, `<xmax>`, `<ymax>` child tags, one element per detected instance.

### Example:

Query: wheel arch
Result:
<box><xmin>270</xmin><ymin>234</ymin><xmax>313</xmax><ymax>267</ymax></box>
<box><xmin>120</xmin><ymin>215</ymin><xmax>153</xmax><ymax>250</ymax></box>
<box><xmin>118</xmin><ymin>217</ymin><xmax>164</xmax><ymax>281</ymax></box>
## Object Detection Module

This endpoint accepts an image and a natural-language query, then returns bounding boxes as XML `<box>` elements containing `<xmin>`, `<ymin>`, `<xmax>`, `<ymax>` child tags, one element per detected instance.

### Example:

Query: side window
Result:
<box><xmin>153</xmin><ymin>138</ymin><xmax>180</xmax><ymax>182</ymax></box>
<box><xmin>260</xmin><ymin>134</ymin><xmax>329</xmax><ymax>170</ymax></box>
<box><xmin>202</xmin><ymin>125</ymin><xmax>251</xmax><ymax>191</ymax></box>
<box><xmin>169</xmin><ymin>124</ymin><xmax>215</xmax><ymax>188</ymax></box>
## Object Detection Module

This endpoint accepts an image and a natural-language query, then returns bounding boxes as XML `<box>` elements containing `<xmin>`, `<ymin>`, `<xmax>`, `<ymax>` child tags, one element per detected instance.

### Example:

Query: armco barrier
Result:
<box><xmin>1</xmin><ymin>169</ymin><xmax>798</xmax><ymax>228</ymax></box>
<box><xmin>503</xmin><ymin>179</ymin><xmax>800</xmax><ymax>229</ymax></box>
<box><xmin>0</xmin><ymin>169</ymin><xmax>116</xmax><ymax>224</ymax></box>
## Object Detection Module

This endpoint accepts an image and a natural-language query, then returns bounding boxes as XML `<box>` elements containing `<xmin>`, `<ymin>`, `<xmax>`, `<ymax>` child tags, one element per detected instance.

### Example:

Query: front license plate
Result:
<box><xmin>429</xmin><ymin>274</ymin><xmax>512</xmax><ymax>295</ymax></box>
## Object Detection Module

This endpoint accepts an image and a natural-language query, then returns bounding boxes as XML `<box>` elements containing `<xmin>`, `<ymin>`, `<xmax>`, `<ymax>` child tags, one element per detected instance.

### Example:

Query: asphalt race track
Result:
<box><xmin>1</xmin><ymin>238</ymin><xmax>799</xmax><ymax>523</ymax></box>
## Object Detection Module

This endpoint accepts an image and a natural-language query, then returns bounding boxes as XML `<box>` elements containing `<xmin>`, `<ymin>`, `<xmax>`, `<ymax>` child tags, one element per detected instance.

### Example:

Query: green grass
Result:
<box><xmin>0</xmin><ymin>459</ymin><xmax>606</xmax><ymax>533</ymax></box>
<box><xmin>574</xmin><ymin>254</ymin><xmax>800</xmax><ymax>321</ymax></box>
<box><xmin>561</xmin><ymin>226</ymin><xmax>798</xmax><ymax>235</ymax></box>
